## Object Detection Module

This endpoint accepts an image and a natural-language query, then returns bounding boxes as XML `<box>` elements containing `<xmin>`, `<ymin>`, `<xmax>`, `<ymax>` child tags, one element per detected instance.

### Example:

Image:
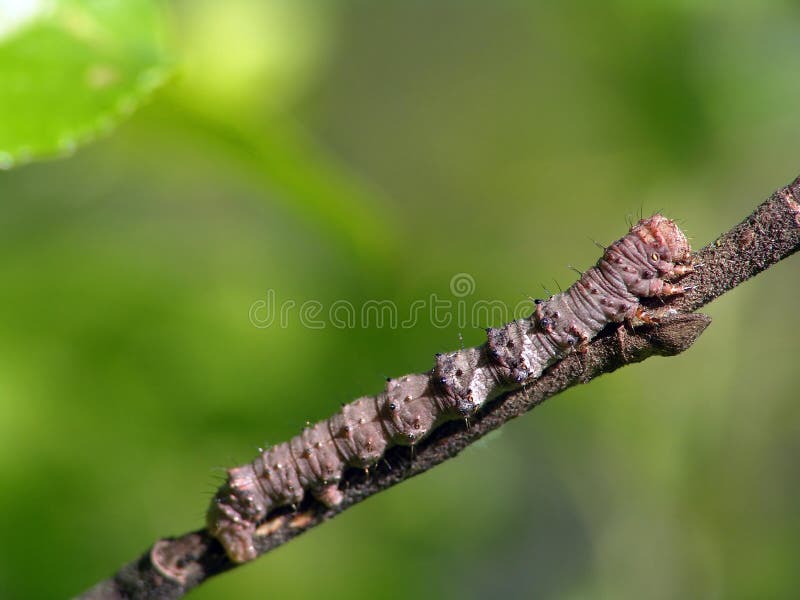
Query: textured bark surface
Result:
<box><xmin>77</xmin><ymin>176</ymin><xmax>800</xmax><ymax>600</ymax></box>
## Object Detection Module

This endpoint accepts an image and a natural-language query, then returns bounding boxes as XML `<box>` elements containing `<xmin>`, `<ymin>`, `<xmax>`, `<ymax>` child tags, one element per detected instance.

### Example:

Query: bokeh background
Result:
<box><xmin>2</xmin><ymin>1</ymin><xmax>800</xmax><ymax>598</ymax></box>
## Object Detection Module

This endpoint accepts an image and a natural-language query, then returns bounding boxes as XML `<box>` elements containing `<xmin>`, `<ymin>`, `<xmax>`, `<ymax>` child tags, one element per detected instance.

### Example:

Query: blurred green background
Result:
<box><xmin>2</xmin><ymin>1</ymin><xmax>800</xmax><ymax>598</ymax></box>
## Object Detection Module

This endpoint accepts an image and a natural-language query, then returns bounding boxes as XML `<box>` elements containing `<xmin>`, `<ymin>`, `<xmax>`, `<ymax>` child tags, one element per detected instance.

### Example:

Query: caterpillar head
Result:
<box><xmin>602</xmin><ymin>214</ymin><xmax>692</xmax><ymax>299</ymax></box>
<box><xmin>635</xmin><ymin>214</ymin><xmax>691</xmax><ymax>270</ymax></box>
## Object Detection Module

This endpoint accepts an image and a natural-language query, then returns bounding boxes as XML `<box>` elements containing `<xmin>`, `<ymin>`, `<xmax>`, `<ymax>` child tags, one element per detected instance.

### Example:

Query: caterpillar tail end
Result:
<box><xmin>207</xmin><ymin>498</ymin><xmax>258</xmax><ymax>563</ymax></box>
<box><xmin>207</xmin><ymin>466</ymin><xmax>266</xmax><ymax>563</ymax></box>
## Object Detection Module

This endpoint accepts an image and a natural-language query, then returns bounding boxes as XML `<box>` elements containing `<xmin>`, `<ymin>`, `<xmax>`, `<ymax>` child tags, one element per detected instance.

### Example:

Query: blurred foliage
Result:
<box><xmin>1</xmin><ymin>1</ymin><xmax>799</xmax><ymax>599</ymax></box>
<box><xmin>0</xmin><ymin>0</ymin><xmax>171</xmax><ymax>168</ymax></box>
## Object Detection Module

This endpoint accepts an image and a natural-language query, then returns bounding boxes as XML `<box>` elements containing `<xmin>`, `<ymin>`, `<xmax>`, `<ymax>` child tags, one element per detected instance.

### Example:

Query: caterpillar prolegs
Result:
<box><xmin>208</xmin><ymin>214</ymin><xmax>693</xmax><ymax>563</ymax></box>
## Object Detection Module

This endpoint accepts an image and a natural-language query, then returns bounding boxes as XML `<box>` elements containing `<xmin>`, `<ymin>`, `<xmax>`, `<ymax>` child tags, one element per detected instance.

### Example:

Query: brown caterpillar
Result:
<box><xmin>208</xmin><ymin>214</ymin><xmax>693</xmax><ymax>563</ymax></box>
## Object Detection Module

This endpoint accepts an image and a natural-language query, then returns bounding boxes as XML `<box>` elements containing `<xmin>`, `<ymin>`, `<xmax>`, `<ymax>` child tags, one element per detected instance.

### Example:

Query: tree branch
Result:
<box><xmin>77</xmin><ymin>176</ymin><xmax>800</xmax><ymax>600</ymax></box>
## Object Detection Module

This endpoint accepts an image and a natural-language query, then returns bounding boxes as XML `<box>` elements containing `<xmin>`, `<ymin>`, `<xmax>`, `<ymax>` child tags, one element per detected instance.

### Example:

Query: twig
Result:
<box><xmin>76</xmin><ymin>176</ymin><xmax>800</xmax><ymax>600</ymax></box>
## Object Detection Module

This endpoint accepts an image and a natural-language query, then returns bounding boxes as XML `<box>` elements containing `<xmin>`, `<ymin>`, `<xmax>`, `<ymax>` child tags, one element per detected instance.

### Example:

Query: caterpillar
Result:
<box><xmin>208</xmin><ymin>214</ymin><xmax>693</xmax><ymax>563</ymax></box>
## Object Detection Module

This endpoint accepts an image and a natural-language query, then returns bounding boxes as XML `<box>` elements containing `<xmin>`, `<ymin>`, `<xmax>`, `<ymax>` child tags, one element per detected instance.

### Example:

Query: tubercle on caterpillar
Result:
<box><xmin>207</xmin><ymin>214</ymin><xmax>693</xmax><ymax>563</ymax></box>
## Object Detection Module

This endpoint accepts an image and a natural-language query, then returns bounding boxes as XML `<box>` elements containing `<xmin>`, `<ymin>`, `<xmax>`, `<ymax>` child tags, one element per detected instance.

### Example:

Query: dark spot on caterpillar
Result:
<box><xmin>208</xmin><ymin>214</ymin><xmax>693</xmax><ymax>563</ymax></box>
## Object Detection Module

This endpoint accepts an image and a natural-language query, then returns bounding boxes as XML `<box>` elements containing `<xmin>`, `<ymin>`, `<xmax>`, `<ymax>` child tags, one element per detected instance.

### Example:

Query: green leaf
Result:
<box><xmin>0</xmin><ymin>0</ymin><xmax>171</xmax><ymax>169</ymax></box>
